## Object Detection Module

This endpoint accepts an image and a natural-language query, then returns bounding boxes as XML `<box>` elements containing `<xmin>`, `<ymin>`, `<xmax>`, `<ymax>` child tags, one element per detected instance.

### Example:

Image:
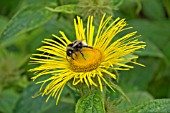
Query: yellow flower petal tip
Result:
<box><xmin>29</xmin><ymin>14</ymin><xmax>146</xmax><ymax>105</ymax></box>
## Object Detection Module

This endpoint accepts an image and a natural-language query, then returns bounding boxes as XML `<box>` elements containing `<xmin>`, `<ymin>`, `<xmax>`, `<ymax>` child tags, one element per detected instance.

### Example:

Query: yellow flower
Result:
<box><xmin>29</xmin><ymin>14</ymin><xmax>146</xmax><ymax>104</ymax></box>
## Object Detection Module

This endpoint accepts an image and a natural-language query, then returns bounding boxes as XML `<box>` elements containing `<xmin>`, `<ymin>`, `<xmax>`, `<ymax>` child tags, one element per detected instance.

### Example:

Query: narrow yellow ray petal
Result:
<box><xmin>99</xmin><ymin>73</ymin><xmax>115</xmax><ymax>92</ymax></box>
<box><xmin>74</xmin><ymin>16</ymin><xmax>86</xmax><ymax>42</ymax></box>
<box><xmin>84</xmin><ymin>74</ymin><xmax>89</xmax><ymax>87</ymax></box>
<box><xmin>101</xmin><ymin>69</ymin><xmax>116</xmax><ymax>79</ymax></box>
<box><xmin>59</xmin><ymin>31</ymin><xmax>72</xmax><ymax>44</ymax></box>
<box><xmin>56</xmin><ymin>84</ymin><xmax>65</xmax><ymax>105</ymax></box>
<box><xmin>30</xmin><ymin>55</ymin><xmax>59</xmax><ymax>61</ymax></box>
<box><xmin>37</xmin><ymin>46</ymin><xmax>65</xmax><ymax>57</ymax></box>
<box><xmin>43</xmin><ymin>38</ymin><xmax>66</xmax><ymax>50</ymax></box>
<box><xmin>104</xmin><ymin>32</ymin><xmax>138</xmax><ymax>54</ymax></box>
<box><xmin>42</xmin><ymin>40</ymin><xmax>64</xmax><ymax>50</ymax></box>
<box><xmin>46</xmin><ymin>93</ymin><xmax>52</xmax><ymax>102</ymax></box>
<box><xmin>87</xmin><ymin>74</ymin><xmax>97</xmax><ymax>87</ymax></box>
<box><xmin>97</xmin><ymin>75</ymin><xmax>103</xmax><ymax>91</ymax></box>
<box><xmin>94</xmin><ymin>17</ymin><xmax>119</xmax><ymax>47</ymax></box>
<box><xmin>131</xmin><ymin>61</ymin><xmax>145</xmax><ymax>67</ymax></box>
<box><xmin>87</xmin><ymin>16</ymin><xmax>94</xmax><ymax>46</ymax></box>
<box><xmin>74</xmin><ymin>18</ymin><xmax>80</xmax><ymax>40</ymax></box>
<box><xmin>73</xmin><ymin>74</ymin><xmax>81</xmax><ymax>85</ymax></box>
<box><xmin>52</xmin><ymin>34</ymin><xmax>68</xmax><ymax>46</ymax></box>
<box><xmin>94</xmin><ymin>14</ymin><xmax>110</xmax><ymax>46</ymax></box>
<box><xmin>113</xmin><ymin>68</ymin><xmax>130</xmax><ymax>70</ymax></box>
<box><xmin>116</xmin><ymin>63</ymin><xmax>134</xmax><ymax>68</ymax></box>
<box><xmin>97</xmin><ymin>18</ymin><xmax>127</xmax><ymax>50</ymax></box>
<box><xmin>30</xmin><ymin>54</ymin><xmax>65</xmax><ymax>61</ymax></box>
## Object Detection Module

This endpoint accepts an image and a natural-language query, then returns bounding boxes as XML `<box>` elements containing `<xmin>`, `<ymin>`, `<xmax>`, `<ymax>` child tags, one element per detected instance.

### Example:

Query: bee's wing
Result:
<box><xmin>72</xmin><ymin>41</ymin><xmax>80</xmax><ymax>47</ymax></box>
<box><xmin>82</xmin><ymin>41</ymin><xmax>87</xmax><ymax>46</ymax></box>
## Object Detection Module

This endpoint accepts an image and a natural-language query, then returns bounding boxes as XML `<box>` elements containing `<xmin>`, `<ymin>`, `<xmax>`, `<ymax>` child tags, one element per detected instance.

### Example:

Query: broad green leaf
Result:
<box><xmin>0</xmin><ymin>4</ymin><xmax>53</xmax><ymax>40</ymax></box>
<box><xmin>127</xmin><ymin>99</ymin><xmax>170</xmax><ymax>113</ymax></box>
<box><xmin>26</xmin><ymin>16</ymin><xmax>74</xmax><ymax>53</ymax></box>
<box><xmin>0</xmin><ymin>16</ymin><xmax>8</xmax><ymax>33</ymax></box>
<box><xmin>124</xmin><ymin>19</ymin><xmax>170</xmax><ymax>98</ymax></box>
<box><xmin>121</xmin><ymin>19</ymin><xmax>170</xmax><ymax>98</ymax></box>
<box><xmin>76</xmin><ymin>92</ymin><xmax>105</xmax><ymax>113</ymax></box>
<box><xmin>28</xmin><ymin>16</ymin><xmax>74</xmax><ymax>52</ymax></box>
<box><xmin>46</xmin><ymin>4</ymin><xmax>78</xmax><ymax>14</ymax></box>
<box><xmin>42</xmin><ymin>98</ymin><xmax>75</xmax><ymax>113</ymax></box>
<box><xmin>0</xmin><ymin>0</ymin><xmax>21</xmax><ymax>16</ymax></box>
<box><xmin>112</xmin><ymin>0</ymin><xmax>124</xmax><ymax>9</ymax></box>
<box><xmin>21</xmin><ymin>0</ymin><xmax>56</xmax><ymax>7</ymax></box>
<box><xmin>119</xmin><ymin>57</ymin><xmax>162</xmax><ymax>91</ymax></box>
<box><xmin>141</xmin><ymin>0</ymin><xmax>165</xmax><ymax>20</ymax></box>
<box><xmin>148</xmin><ymin>64</ymin><xmax>170</xmax><ymax>98</ymax></box>
<box><xmin>14</xmin><ymin>84</ymin><xmax>55</xmax><ymax>113</ymax></box>
<box><xmin>0</xmin><ymin>49</ymin><xmax>27</xmax><ymax>88</ymax></box>
<box><xmin>1</xmin><ymin>16</ymin><xmax>74</xmax><ymax>53</ymax></box>
<box><xmin>59</xmin><ymin>0</ymin><xmax>79</xmax><ymax>5</ymax></box>
<box><xmin>162</xmin><ymin>0</ymin><xmax>170</xmax><ymax>18</ymax></box>
<box><xmin>109</xmin><ymin>82</ymin><xmax>130</xmax><ymax>103</ymax></box>
<box><xmin>163</xmin><ymin>41</ymin><xmax>170</xmax><ymax>61</ymax></box>
<box><xmin>138</xmin><ymin>39</ymin><xmax>164</xmax><ymax>58</ymax></box>
<box><xmin>14</xmin><ymin>83</ymin><xmax>72</xmax><ymax>113</ymax></box>
<box><xmin>117</xmin><ymin>91</ymin><xmax>153</xmax><ymax>112</ymax></box>
<box><xmin>0</xmin><ymin>89</ymin><xmax>20</xmax><ymax>113</ymax></box>
<box><xmin>118</xmin><ymin>0</ymin><xmax>142</xmax><ymax>18</ymax></box>
<box><xmin>43</xmin><ymin>17</ymin><xmax>75</xmax><ymax>41</ymax></box>
<box><xmin>129</xmin><ymin>19</ymin><xmax>170</xmax><ymax>60</ymax></box>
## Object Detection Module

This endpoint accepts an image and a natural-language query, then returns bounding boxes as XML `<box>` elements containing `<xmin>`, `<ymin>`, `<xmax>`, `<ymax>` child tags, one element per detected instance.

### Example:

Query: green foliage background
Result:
<box><xmin>0</xmin><ymin>0</ymin><xmax>170</xmax><ymax>113</ymax></box>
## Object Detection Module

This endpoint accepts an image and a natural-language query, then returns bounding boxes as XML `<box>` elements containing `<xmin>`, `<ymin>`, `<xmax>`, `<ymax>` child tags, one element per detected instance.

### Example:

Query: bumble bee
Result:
<box><xmin>66</xmin><ymin>40</ymin><xmax>92</xmax><ymax>60</ymax></box>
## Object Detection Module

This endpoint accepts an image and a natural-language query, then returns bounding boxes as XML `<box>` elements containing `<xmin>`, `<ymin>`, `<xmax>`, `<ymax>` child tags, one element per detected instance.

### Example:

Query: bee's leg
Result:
<box><xmin>74</xmin><ymin>52</ymin><xmax>78</xmax><ymax>56</ymax></box>
<box><xmin>71</xmin><ymin>55</ymin><xmax>75</xmax><ymax>60</ymax></box>
<box><xmin>78</xmin><ymin>49</ymin><xmax>86</xmax><ymax>60</ymax></box>
<box><xmin>66</xmin><ymin>55</ymin><xmax>74</xmax><ymax>61</ymax></box>
<box><xmin>83</xmin><ymin>45</ymin><xmax>93</xmax><ymax>49</ymax></box>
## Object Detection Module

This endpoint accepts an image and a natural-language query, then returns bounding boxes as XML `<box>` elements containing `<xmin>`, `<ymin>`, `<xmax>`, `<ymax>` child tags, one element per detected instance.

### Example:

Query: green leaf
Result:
<box><xmin>123</xmin><ymin>19</ymin><xmax>170</xmax><ymax>98</ymax></box>
<box><xmin>21</xmin><ymin>0</ymin><xmax>56</xmax><ymax>7</ymax></box>
<box><xmin>0</xmin><ymin>4</ymin><xmax>53</xmax><ymax>40</ymax></box>
<box><xmin>162</xmin><ymin>0</ymin><xmax>170</xmax><ymax>18</ymax></box>
<box><xmin>148</xmin><ymin>64</ymin><xmax>170</xmax><ymax>98</ymax></box>
<box><xmin>0</xmin><ymin>16</ymin><xmax>8</xmax><ymax>33</ymax></box>
<box><xmin>14</xmin><ymin>84</ymin><xmax>56</xmax><ymax>113</ymax></box>
<box><xmin>139</xmin><ymin>39</ymin><xmax>164</xmax><ymax>58</ymax></box>
<box><xmin>26</xmin><ymin>16</ymin><xmax>74</xmax><ymax>53</ymax></box>
<box><xmin>46</xmin><ymin>4</ymin><xmax>78</xmax><ymax>14</ymax></box>
<box><xmin>0</xmin><ymin>89</ymin><xmax>20</xmax><ymax>113</ymax></box>
<box><xmin>14</xmin><ymin>84</ymin><xmax>53</xmax><ymax>113</ymax></box>
<box><xmin>129</xmin><ymin>19</ymin><xmax>170</xmax><ymax>60</ymax></box>
<box><xmin>0</xmin><ymin>0</ymin><xmax>21</xmax><ymax>16</ymax></box>
<box><xmin>127</xmin><ymin>99</ymin><xmax>170</xmax><ymax>113</ymax></box>
<box><xmin>76</xmin><ymin>92</ymin><xmax>105</xmax><ymax>113</ymax></box>
<box><xmin>141</xmin><ymin>0</ymin><xmax>165</xmax><ymax>20</ymax></box>
<box><xmin>118</xmin><ymin>0</ymin><xmax>142</xmax><ymax>18</ymax></box>
<box><xmin>14</xmin><ymin>83</ymin><xmax>72</xmax><ymax>113</ymax></box>
<box><xmin>119</xmin><ymin>57</ymin><xmax>162</xmax><ymax>91</ymax></box>
<box><xmin>109</xmin><ymin>82</ymin><xmax>130</xmax><ymax>103</ymax></box>
<box><xmin>112</xmin><ymin>0</ymin><xmax>124</xmax><ymax>9</ymax></box>
<box><xmin>42</xmin><ymin>101</ymin><xmax>75</xmax><ymax>113</ymax></box>
<box><xmin>117</xmin><ymin>91</ymin><xmax>153</xmax><ymax>112</ymax></box>
<box><xmin>43</xmin><ymin>16</ymin><xmax>75</xmax><ymax>41</ymax></box>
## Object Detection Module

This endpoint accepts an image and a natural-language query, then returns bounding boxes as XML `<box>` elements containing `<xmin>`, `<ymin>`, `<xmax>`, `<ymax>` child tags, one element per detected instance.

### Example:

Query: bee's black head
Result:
<box><xmin>66</xmin><ymin>49</ymin><xmax>74</xmax><ymax>57</ymax></box>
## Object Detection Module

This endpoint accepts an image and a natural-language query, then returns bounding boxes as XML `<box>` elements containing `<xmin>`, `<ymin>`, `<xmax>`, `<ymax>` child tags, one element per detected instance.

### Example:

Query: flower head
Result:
<box><xmin>29</xmin><ymin>14</ymin><xmax>146</xmax><ymax>104</ymax></box>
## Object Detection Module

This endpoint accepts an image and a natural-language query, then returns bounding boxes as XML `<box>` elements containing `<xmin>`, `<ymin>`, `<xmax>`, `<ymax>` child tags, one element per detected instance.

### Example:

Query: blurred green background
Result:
<box><xmin>0</xmin><ymin>0</ymin><xmax>170</xmax><ymax>113</ymax></box>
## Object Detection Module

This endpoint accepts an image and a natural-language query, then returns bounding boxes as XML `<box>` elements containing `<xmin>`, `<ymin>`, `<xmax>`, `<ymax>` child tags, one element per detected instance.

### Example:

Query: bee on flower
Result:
<box><xmin>29</xmin><ymin>14</ymin><xmax>146</xmax><ymax>105</ymax></box>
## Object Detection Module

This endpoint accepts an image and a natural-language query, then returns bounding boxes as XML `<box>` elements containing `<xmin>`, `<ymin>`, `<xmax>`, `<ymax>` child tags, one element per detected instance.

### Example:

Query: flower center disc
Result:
<box><xmin>69</xmin><ymin>48</ymin><xmax>103</xmax><ymax>72</ymax></box>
